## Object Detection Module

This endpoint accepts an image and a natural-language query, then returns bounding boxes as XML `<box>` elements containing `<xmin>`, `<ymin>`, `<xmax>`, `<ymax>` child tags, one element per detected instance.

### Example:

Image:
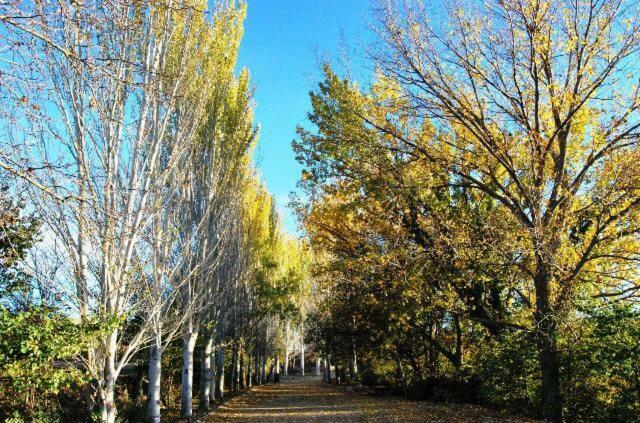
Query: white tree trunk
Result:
<box><xmin>247</xmin><ymin>354</ymin><xmax>252</xmax><ymax>387</ymax></box>
<box><xmin>148</xmin><ymin>343</ymin><xmax>162</xmax><ymax>423</ymax></box>
<box><xmin>181</xmin><ymin>323</ymin><xmax>199</xmax><ymax>417</ymax></box>
<box><xmin>216</xmin><ymin>347</ymin><xmax>225</xmax><ymax>400</ymax></box>
<box><xmin>316</xmin><ymin>357</ymin><xmax>321</xmax><ymax>376</ymax></box>
<box><xmin>352</xmin><ymin>350</ymin><xmax>358</xmax><ymax>380</ymax></box>
<box><xmin>200</xmin><ymin>336</ymin><xmax>214</xmax><ymax>410</ymax></box>
<box><xmin>284</xmin><ymin>349</ymin><xmax>290</xmax><ymax>376</ymax></box>
<box><xmin>209</xmin><ymin>346</ymin><xmax>216</xmax><ymax>403</ymax></box>
<box><xmin>300</xmin><ymin>342</ymin><xmax>305</xmax><ymax>376</ymax></box>
<box><xmin>99</xmin><ymin>381</ymin><xmax>116</xmax><ymax>423</ymax></box>
<box><xmin>284</xmin><ymin>321</ymin><xmax>290</xmax><ymax>375</ymax></box>
<box><xmin>99</xmin><ymin>329</ymin><xmax>118</xmax><ymax>423</ymax></box>
<box><xmin>323</xmin><ymin>357</ymin><xmax>329</xmax><ymax>383</ymax></box>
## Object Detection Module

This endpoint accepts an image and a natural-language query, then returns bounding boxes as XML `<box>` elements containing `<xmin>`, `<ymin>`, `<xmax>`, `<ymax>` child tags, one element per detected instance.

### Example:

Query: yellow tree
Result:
<box><xmin>370</xmin><ymin>0</ymin><xmax>640</xmax><ymax>420</ymax></box>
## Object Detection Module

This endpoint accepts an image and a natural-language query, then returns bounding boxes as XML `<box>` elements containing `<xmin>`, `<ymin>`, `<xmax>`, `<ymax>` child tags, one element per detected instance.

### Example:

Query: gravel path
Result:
<box><xmin>205</xmin><ymin>376</ymin><xmax>535</xmax><ymax>422</ymax></box>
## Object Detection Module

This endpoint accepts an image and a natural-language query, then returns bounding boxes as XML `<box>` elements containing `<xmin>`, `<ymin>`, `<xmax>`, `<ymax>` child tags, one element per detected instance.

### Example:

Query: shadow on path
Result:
<box><xmin>205</xmin><ymin>376</ymin><xmax>537</xmax><ymax>422</ymax></box>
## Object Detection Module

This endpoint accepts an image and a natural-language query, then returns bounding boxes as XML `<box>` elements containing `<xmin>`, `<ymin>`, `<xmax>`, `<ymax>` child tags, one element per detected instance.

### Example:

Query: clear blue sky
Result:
<box><xmin>237</xmin><ymin>0</ymin><xmax>374</xmax><ymax>234</ymax></box>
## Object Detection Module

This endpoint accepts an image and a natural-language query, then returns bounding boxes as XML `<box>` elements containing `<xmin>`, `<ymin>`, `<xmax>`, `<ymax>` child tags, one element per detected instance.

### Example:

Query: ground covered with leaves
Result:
<box><xmin>206</xmin><ymin>376</ymin><xmax>538</xmax><ymax>422</ymax></box>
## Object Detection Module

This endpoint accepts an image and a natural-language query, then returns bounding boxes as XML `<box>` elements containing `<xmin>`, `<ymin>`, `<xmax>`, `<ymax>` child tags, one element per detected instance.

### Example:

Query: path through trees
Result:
<box><xmin>206</xmin><ymin>376</ymin><xmax>538</xmax><ymax>422</ymax></box>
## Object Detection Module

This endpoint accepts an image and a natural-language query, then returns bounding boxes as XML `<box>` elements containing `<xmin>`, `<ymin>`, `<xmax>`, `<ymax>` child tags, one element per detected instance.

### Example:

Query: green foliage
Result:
<box><xmin>474</xmin><ymin>331</ymin><xmax>540</xmax><ymax>415</ymax></box>
<box><xmin>0</xmin><ymin>307</ymin><xmax>99</xmax><ymax>420</ymax></box>
<box><xmin>562</xmin><ymin>303</ymin><xmax>640</xmax><ymax>422</ymax></box>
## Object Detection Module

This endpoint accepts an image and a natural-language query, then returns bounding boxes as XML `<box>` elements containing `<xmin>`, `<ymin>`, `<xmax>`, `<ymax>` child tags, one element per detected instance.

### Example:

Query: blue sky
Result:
<box><xmin>237</xmin><ymin>0</ymin><xmax>374</xmax><ymax>234</ymax></box>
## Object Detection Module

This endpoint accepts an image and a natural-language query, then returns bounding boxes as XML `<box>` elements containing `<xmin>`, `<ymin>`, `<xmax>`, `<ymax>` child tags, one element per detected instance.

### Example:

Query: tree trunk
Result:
<box><xmin>99</xmin><ymin>329</ymin><xmax>118</xmax><ymax>423</ymax></box>
<box><xmin>239</xmin><ymin>346</ymin><xmax>245</xmax><ymax>389</ymax></box>
<box><xmin>316</xmin><ymin>357</ymin><xmax>321</xmax><ymax>376</ymax></box>
<box><xmin>254</xmin><ymin>349</ymin><xmax>261</xmax><ymax>385</ymax></box>
<box><xmin>352</xmin><ymin>350</ymin><xmax>358</xmax><ymax>380</ymax></box>
<box><xmin>534</xmin><ymin>265</ymin><xmax>562</xmax><ymax>422</ymax></box>
<box><xmin>300</xmin><ymin>327</ymin><xmax>304</xmax><ymax>376</ymax></box>
<box><xmin>216</xmin><ymin>347</ymin><xmax>225</xmax><ymax>401</ymax></box>
<box><xmin>230</xmin><ymin>342</ymin><xmax>238</xmax><ymax>391</ymax></box>
<box><xmin>322</xmin><ymin>357</ymin><xmax>328</xmax><ymax>383</ymax></box>
<box><xmin>261</xmin><ymin>354</ymin><xmax>267</xmax><ymax>384</ymax></box>
<box><xmin>209</xmin><ymin>345</ymin><xmax>216</xmax><ymax>403</ymax></box>
<box><xmin>181</xmin><ymin>322</ymin><xmax>199</xmax><ymax>418</ymax></box>
<box><xmin>199</xmin><ymin>336</ymin><xmax>214</xmax><ymax>410</ymax></box>
<box><xmin>99</xmin><ymin>378</ymin><xmax>116</xmax><ymax>423</ymax></box>
<box><xmin>247</xmin><ymin>353</ymin><xmax>252</xmax><ymax>387</ymax></box>
<box><xmin>148</xmin><ymin>342</ymin><xmax>162</xmax><ymax>423</ymax></box>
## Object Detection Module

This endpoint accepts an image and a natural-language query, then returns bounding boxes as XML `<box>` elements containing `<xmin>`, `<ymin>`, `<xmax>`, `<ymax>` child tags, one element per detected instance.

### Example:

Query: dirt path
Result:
<box><xmin>205</xmin><ymin>376</ymin><xmax>534</xmax><ymax>422</ymax></box>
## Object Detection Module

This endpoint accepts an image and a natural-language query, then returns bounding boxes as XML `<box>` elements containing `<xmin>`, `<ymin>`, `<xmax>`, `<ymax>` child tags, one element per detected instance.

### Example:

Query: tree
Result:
<box><xmin>371</xmin><ymin>1</ymin><xmax>640</xmax><ymax>419</ymax></box>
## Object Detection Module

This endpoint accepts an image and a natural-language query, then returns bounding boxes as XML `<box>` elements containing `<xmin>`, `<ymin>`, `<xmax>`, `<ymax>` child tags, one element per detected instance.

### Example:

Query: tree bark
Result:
<box><xmin>209</xmin><ymin>345</ymin><xmax>216</xmax><ymax>403</ymax></box>
<box><xmin>230</xmin><ymin>342</ymin><xmax>238</xmax><ymax>391</ymax></box>
<box><xmin>300</xmin><ymin>323</ymin><xmax>306</xmax><ymax>376</ymax></box>
<box><xmin>181</xmin><ymin>322</ymin><xmax>199</xmax><ymax>418</ymax></box>
<box><xmin>199</xmin><ymin>336</ymin><xmax>214</xmax><ymax>410</ymax></box>
<box><xmin>247</xmin><ymin>353</ymin><xmax>252</xmax><ymax>387</ymax></box>
<box><xmin>239</xmin><ymin>346</ymin><xmax>245</xmax><ymax>389</ymax></box>
<box><xmin>254</xmin><ymin>348</ymin><xmax>261</xmax><ymax>385</ymax></box>
<box><xmin>216</xmin><ymin>347</ymin><xmax>225</xmax><ymax>401</ymax></box>
<box><xmin>322</xmin><ymin>357</ymin><xmax>328</xmax><ymax>383</ymax></box>
<box><xmin>534</xmin><ymin>265</ymin><xmax>562</xmax><ymax>422</ymax></box>
<box><xmin>261</xmin><ymin>354</ymin><xmax>267</xmax><ymax>384</ymax></box>
<box><xmin>148</xmin><ymin>343</ymin><xmax>162</xmax><ymax>423</ymax></box>
<box><xmin>99</xmin><ymin>329</ymin><xmax>118</xmax><ymax>423</ymax></box>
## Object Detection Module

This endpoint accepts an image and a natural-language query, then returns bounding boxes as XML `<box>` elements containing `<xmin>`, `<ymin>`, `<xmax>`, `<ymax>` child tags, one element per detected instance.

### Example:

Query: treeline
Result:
<box><xmin>296</xmin><ymin>1</ymin><xmax>640</xmax><ymax>422</ymax></box>
<box><xmin>0</xmin><ymin>1</ymin><xmax>308</xmax><ymax>422</ymax></box>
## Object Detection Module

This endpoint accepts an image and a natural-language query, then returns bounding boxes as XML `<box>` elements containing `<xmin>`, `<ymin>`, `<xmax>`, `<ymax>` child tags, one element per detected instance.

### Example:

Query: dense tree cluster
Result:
<box><xmin>0</xmin><ymin>1</ymin><xmax>309</xmax><ymax>422</ymax></box>
<box><xmin>295</xmin><ymin>1</ymin><xmax>640</xmax><ymax>421</ymax></box>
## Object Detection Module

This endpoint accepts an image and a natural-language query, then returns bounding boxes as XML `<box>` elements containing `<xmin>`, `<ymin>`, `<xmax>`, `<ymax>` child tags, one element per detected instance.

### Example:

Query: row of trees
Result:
<box><xmin>0</xmin><ymin>1</ymin><xmax>309</xmax><ymax>422</ymax></box>
<box><xmin>297</xmin><ymin>0</ymin><xmax>640</xmax><ymax>421</ymax></box>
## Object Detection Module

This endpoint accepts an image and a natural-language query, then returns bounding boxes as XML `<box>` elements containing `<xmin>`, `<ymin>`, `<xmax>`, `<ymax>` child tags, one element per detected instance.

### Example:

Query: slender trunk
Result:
<box><xmin>254</xmin><ymin>349</ymin><xmax>261</xmax><ymax>385</ymax></box>
<box><xmin>261</xmin><ymin>354</ymin><xmax>267</xmax><ymax>384</ymax></box>
<box><xmin>352</xmin><ymin>350</ymin><xmax>358</xmax><ymax>380</ymax></box>
<box><xmin>181</xmin><ymin>322</ymin><xmax>199</xmax><ymax>418</ymax></box>
<box><xmin>348</xmin><ymin>356</ymin><xmax>354</xmax><ymax>382</ymax></box>
<box><xmin>199</xmin><ymin>336</ymin><xmax>214</xmax><ymax>410</ymax></box>
<box><xmin>327</xmin><ymin>357</ymin><xmax>332</xmax><ymax>384</ymax></box>
<box><xmin>300</xmin><ymin>323</ymin><xmax>305</xmax><ymax>376</ymax></box>
<box><xmin>239</xmin><ymin>346</ymin><xmax>245</xmax><ymax>389</ymax></box>
<box><xmin>275</xmin><ymin>356</ymin><xmax>280</xmax><ymax>382</ymax></box>
<box><xmin>316</xmin><ymin>357</ymin><xmax>321</xmax><ymax>376</ymax></box>
<box><xmin>534</xmin><ymin>264</ymin><xmax>562</xmax><ymax>422</ymax></box>
<box><xmin>396</xmin><ymin>356</ymin><xmax>407</xmax><ymax>399</ymax></box>
<box><xmin>247</xmin><ymin>353</ymin><xmax>252</xmax><ymax>388</ymax></box>
<box><xmin>230</xmin><ymin>342</ymin><xmax>238</xmax><ymax>391</ymax></box>
<box><xmin>322</xmin><ymin>357</ymin><xmax>328</xmax><ymax>383</ymax></box>
<box><xmin>300</xmin><ymin>341</ymin><xmax>305</xmax><ymax>376</ymax></box>
<box><xmin>216</xmin><ymin>347</ymin><xmax>225</xmax><ymax>401</ymax></box>
<box><xmin>99</xmin><ymin>329</ymin><xmax>118</xmax><ymax>423</ymax></box>
<box><xmin>99</xmin><ymin>379</ymin><xmax>116</xmax><ymax>423</ymax></box>
<box><xmin>148</xmin><ymin>342</ymin><xmax>162</xmax><ymax>423</ymax></box>
<box><xmin>284</xmin><ymin>321</ymin><xmax>290</xmax><ymax>375</ymax></box>
<box><xmin>284</xmin><ymin>349</ymin><xmax>290</xmax><ymax>375</ymax></box>
<box><xmin>209</xmin><ymin>345</ymin><xmax>216</xmax><ymax>403</ymax></box>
